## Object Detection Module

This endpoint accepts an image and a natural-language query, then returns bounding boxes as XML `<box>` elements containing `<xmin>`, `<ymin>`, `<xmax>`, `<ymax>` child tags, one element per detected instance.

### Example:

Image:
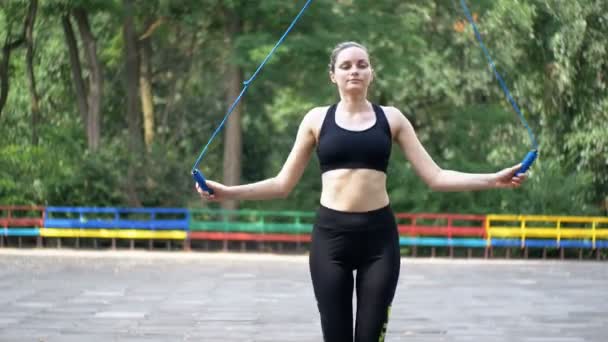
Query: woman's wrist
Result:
<box><xmin>486</xmin><ymin>173</ymin><xmax>500</xmax><ymax>189</ymax></box>
<box><xmin>224</xmin><ymin>185</ymin><xmax>238</xmax><ymax>199</ymax></box>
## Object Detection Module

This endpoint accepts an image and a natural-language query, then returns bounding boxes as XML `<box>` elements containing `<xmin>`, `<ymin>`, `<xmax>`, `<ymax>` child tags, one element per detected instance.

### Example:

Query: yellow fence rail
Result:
<box><xmin>486</xmin><ymin>215</ymin><xmax>608</xmax><ymax>248</ymax></box>
<box><xmin>40</xmin><ymin>228</ymin><xmax>187</xmax><ymax>240</ymax></box>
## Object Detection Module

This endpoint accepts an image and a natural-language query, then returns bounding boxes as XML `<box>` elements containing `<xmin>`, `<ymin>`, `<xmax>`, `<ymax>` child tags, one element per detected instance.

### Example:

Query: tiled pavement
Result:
<box><xmin>0</xmin><ymin>249</ymin><xmax>606</xmax><ymax>341</ymax></box>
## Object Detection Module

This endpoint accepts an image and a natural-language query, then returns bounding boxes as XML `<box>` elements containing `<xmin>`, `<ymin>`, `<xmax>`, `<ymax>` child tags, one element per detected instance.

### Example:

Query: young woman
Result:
<box><xmin>196</xmin><ymin>41</ymin><xmax>527</xmax><ymax>342</ymax></box>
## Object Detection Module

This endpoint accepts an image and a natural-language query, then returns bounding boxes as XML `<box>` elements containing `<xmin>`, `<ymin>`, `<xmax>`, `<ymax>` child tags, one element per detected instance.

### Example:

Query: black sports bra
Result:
<box><xmin>316</xmin><ymin>104</ymin><xmax>392</xmax><ymax>173</ymax></box>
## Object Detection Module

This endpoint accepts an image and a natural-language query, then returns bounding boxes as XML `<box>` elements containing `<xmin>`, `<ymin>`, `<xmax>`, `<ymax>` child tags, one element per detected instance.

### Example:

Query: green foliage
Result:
<box><xmin>0</xmin><ymin>0</ymin><xmax>605</xmax><ymax>216</ymax></box>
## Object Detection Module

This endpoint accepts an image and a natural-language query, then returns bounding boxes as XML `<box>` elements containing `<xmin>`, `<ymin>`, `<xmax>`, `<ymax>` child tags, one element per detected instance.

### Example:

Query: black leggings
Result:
<box><xmin>309</xmin><ymin>205</ymin><xmax>401</xmax><ymax>342</ymax></box>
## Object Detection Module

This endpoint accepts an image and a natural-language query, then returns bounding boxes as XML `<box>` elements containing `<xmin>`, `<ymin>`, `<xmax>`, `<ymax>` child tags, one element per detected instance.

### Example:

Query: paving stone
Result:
<box><xmin>0</xmin><ymin>249</ymin><xmax>606</xmax><ymax>341</ymax></box>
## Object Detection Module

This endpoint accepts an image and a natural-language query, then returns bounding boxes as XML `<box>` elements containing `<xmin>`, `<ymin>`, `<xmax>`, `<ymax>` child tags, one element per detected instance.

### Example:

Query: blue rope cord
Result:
<box><xmin>192</xmin><ymin>0</ymin><xmax>314</xmax><ymax>170</ymax></box>
<box><xmin>459</xmin><ymin>0</ymin><xmax>538</xmax><ymax>149</ymax></box>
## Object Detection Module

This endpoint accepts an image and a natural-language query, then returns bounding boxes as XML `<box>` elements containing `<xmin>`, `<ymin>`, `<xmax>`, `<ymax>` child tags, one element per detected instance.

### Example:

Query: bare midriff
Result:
<box><xmin>320</xmin><ymin>168</ymin><xmax>389</xmax><ymax>212</ymax></box>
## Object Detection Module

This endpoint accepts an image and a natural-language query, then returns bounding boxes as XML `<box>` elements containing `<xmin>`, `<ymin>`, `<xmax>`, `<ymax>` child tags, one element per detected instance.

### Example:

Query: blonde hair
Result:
<box><xmin>328</xmin><ymin>41</ymin><xmax>369</xmax><ymax>73</ymax></box>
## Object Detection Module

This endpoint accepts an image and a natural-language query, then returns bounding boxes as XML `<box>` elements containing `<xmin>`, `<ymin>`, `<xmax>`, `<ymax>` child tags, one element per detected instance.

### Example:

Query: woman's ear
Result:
<box><xmin>329</xmin><ymin>71</ymin><xmax>336</xmax><ymax>84</ymax></box>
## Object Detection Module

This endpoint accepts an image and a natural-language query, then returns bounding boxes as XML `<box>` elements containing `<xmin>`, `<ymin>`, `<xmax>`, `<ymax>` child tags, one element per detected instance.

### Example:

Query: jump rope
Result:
<box><xmin>191</xmin><ymin>0</ymin><xmax>538</xmax><ymax>194</ymax></box>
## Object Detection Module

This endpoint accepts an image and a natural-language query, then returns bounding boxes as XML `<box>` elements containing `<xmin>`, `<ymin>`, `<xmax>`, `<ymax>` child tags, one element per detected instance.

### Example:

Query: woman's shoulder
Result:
<box><xmin>377</xmin><ymin>105</ymin><xmax>406</xmax><ymax>118</ymax></box>
<box><xmin>378</xmin><ymin>104</ymin><xmax>408</xmax><ymax>119</ymax></box>
<box><xmin>301</xmin><ymin>105</ymin><xmax>331</xmax><ymax>125</ymax></box>
<box><xmin>377</xmin><ymin>105</ymin><xmax>412</xmax><ymax>137</ymax></box>
<box><xmin>308</xmin><ymin>105</ymin><xmax>332</xmax><ymax>116</ymax></box>
<box><xmin>300</xmin><ymin>106</ymin><xmax>332</xmax><ymax>139</ymax></box>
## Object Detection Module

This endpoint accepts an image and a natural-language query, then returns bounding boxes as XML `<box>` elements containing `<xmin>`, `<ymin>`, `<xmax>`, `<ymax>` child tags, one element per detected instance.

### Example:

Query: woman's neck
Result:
<box><xmin>337</xmin><ymin>94</ymin><xmax>370</xmax><ymax>114</ymax></box>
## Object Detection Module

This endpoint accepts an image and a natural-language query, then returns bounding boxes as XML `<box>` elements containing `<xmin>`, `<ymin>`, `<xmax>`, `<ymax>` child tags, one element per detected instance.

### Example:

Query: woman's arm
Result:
<box><xmin>388</xmin><ymin>107</ymin><xmax>526</xmax><ymax>192</ymax></box>
<box><xmin>197</xmin><ymin>108</ymin><xmax>318</xmax><ymax>201</ymax></box>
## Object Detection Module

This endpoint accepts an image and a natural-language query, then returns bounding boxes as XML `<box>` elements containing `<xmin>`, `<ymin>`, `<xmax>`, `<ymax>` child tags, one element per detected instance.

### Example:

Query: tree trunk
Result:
<box><xmin>139</xmin><ymin>37</ymin><xmax>154</xmax><ymax>151</ymax></box>
<box><xmin>25</xmin><ymin>0</ymin><xmax>40</xmax><ymax>145</ymax></box>
<box><xmin>61</xmin><ymin>15</ymin><xmax>88</xmax><ymax>127</ymax></box>
<box><xmin>222</xmin><ymin>8</ymin><xmax>242</xmax><ymax>211</ymax></box>
<box><xmin>137</xmin><ymin>17</ymin><xmax>165</xmax><ymax>151</ymax></box>
<box><xmin>0</xmin><ymin>41</ymin><xmax>20</xmax><ymax>119</ymax></box>
<box><xmin>123</xmin><ymin>0</ymin><xmax>143</xmax><ymax>206</ymax></box>
<box><xmin>0</xmin><ymin>18</ymin><xmax>26</xmax><ymax>118</ymax></box>
<box><xmin>73</xmin><ymin>8</ymin><xmax>102</xmax><ymax>152</ymax></box>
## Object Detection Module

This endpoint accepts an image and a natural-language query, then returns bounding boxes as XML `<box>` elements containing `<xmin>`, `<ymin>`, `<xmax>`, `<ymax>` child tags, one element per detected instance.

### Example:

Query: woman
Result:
<box><xmin>196</xmin><ymin>41</ymin><xmax>527</xmax><ymax>342</ymax></box>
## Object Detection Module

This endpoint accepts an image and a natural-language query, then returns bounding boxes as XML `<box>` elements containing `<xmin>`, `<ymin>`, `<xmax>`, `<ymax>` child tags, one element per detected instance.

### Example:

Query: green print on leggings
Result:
<box><xmin>378</xmin><ymin>306</ymin><xmax>391</xmax><ymax>342</ymax></box>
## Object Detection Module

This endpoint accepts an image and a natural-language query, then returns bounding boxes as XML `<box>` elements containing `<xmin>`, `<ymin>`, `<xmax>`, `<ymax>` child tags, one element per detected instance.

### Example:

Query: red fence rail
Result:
<box><xmin>396</xmin><ymin>213</ymin><xmax>486</xmax><ymax>238</ymax></box>
<box><xmin>0</xmin><ymin>206</ymin><xmax>45</xmax><ymax>228</ymax></box>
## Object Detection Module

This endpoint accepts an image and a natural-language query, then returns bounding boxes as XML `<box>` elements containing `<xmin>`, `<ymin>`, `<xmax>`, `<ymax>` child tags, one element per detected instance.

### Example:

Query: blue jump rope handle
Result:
<box><xmin>192</xmin><ymin>168</ymin><xmax>214</xmax><ymax>195</ymax></box>
<box><xmin>516</xmin><ymin>150</ymin><xmax>538</xmax><ymax>176</ymax></box>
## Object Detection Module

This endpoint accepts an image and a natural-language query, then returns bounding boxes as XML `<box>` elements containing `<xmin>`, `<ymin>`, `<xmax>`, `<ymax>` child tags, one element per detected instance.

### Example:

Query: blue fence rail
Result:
<box><xmin>44</xmin><ymin>207</ymin><xmax>190</xmax><ymax>230</ymax></box>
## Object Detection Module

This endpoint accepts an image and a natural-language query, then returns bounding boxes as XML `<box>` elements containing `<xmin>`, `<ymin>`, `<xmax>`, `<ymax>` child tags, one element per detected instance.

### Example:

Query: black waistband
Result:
<box><xmin>315</xmin><ymin>204</ymin><xmax>396</xmax><ymax>231</ymax></box>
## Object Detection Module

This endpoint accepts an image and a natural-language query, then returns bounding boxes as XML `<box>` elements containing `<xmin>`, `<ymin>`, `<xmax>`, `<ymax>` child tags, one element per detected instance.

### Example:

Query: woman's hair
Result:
<box><xmin>328</xmin><ymin>41</ymin><xmax>369</xmax><ymax>73</ymax></box>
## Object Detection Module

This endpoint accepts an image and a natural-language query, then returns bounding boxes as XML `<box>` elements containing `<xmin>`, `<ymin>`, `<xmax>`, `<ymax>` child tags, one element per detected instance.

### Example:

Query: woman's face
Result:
<box><xmin>330</xmin><ymin>47</ymin><xmax>373</xmax><ymax>93</ymax></box>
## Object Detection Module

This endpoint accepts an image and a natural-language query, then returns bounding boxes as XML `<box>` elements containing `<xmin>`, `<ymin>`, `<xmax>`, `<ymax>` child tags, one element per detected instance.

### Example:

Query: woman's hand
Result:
<box><xmin>493</xmin><ymin>163</ymin><xmax>528</xmax><ymax>189</ymax></box>
<box><xmin>195</xmin><ymin>180</ymin><xmax>230</xmax><ymax>201</ymax></box>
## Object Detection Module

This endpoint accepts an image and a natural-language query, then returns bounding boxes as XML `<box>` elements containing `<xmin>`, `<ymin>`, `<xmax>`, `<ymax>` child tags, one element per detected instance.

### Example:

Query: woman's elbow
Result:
<box><xmin>278</xmin><ymin>187</ymin><xmax>291</xmax><ymax>199</ymax></box>
<box><xmin>424</xmin><ymin>169</ymin><xmax>444</xmax><ymax>191</ymax></box>
<box><xmin>427</xmin><ymin>180</ymin><xmax>442</xmax><ymax>192</ymax></box>
<box><xmin>274</xmin><ymin>178</ymin><xmax>293</xmax><ymax>199</ymax></box>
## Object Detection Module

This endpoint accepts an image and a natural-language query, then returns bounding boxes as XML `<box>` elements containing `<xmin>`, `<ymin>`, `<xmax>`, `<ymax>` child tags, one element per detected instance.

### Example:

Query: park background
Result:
<box><xmin>1</xmin><ymin>0</ymin><xmax>606</xmax><ymax>216</ymax></box>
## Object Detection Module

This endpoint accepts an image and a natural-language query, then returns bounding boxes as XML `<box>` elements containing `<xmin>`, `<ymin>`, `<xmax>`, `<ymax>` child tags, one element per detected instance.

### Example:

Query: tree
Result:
<box><xmin>122</xmin><ymin>0</ymin><xmax>143</xmax><ymax>206</ymax></box>
<box><xmin>61</xmin><ymin>5</ymin><xmax>104</xmax><ymax>152</ymax></box>
<box><xmin>138</xmin><ymin>17</ymin><xmax>162</xmax><ymax>150</ymax></box>
<box><xmin>0</xmin><ymin>0</ymin><xmax>603</xmax><ymax>215</ymax></box>
<box><xmin>221</xmin><ymin>4</ymin><xmax>242</xmax><ymax>211</ymax></box>
<box><xmin>0</xmin><ymin>1</ymin><xmax>27</xmax><ymax>118</ymax></box>
<box><xmin>24</xmin><ymin>0</ymin><xmax>40</xmax><ymax>145</ymax></box>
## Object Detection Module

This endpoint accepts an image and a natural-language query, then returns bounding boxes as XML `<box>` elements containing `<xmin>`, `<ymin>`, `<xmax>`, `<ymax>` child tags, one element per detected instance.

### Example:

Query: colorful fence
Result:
<box><xmin>487</xmin><ymin>214</ymin><xmax>608</xmax><ymax>258</ymax></box>
<box><xmin>0</xmin><ymin>206</ymin><xmax>45</xmax><ymax>247</ymax></box>
<box><xmin>41</xmin><ymin>207</ymin><xmax>188</xmax><ymax>249</ymax></box>
<box><xmin>188</xmin><ymin>209</ymin><xmax>314</xmax><ymax>250</ymax></box>
<box><xmin>396</xmin><ymin>213</ymin><xmax>487</xmax><ymax>257</ymax></box>
<box><xmin>1</xmin><ymin>206</ymin><xmax>607</xmax><ymax>258</ymax></box>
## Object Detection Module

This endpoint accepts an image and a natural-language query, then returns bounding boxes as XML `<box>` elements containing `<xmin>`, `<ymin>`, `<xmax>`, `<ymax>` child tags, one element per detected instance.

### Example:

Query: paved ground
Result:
<box><xmin>0</xmin><ymin>249</ymin><xmax>607</xmax><ymax>342</ymax></box>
